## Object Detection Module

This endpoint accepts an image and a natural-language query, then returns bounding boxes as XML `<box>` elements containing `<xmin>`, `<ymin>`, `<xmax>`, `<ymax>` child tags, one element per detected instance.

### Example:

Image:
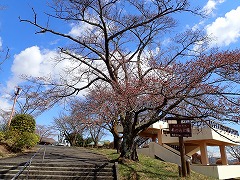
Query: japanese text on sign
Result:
<box><xmin>169</xmin><ymin>123</ymin><xmax>192</xmax><ymax>137</ymax></box>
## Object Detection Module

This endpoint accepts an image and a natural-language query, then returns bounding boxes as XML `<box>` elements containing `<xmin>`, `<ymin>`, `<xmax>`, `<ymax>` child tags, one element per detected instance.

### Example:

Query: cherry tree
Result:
<box><xmin>70</xmin><ymin>92</ymin><xmax>122</xmax><ymax>151</ymax></box>
<box><xmin>36</xmin><ymin>124</ymin><xmax>57</xmax><ymax>141</ymax></box>
<box><xmin>19</xmin><ymin>0</ymin><xmax>240</xmax><ymax>161</ymax></box>
<box><xmin>0</xmin><ymin>109</ymin><xmax>10</xmax><ymax>130</ymax></box>
<box><xmin>53</xmin><ymin>112</ymin><xmax>86</xmax><ymax>146</ymax></box>
<box><xmin>227</xmin><ymin>146</ymin><xmax>240</xmax><ymax>163</ymax></box>
<box><xmin>16</xmin><ymin>85</ymin><xmax>59</xmax><ymax>117</ymax></box>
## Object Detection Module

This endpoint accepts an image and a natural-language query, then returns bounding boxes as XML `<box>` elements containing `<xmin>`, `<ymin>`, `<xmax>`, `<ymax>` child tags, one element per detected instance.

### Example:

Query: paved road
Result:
<box><xmin>0</xmin><ymin>146</ymin><xmax>109</xmax><ymax>166</ymax></box>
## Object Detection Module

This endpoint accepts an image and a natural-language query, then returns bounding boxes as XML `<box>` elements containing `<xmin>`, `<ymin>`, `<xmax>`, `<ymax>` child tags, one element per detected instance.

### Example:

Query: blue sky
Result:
<box><xmin>0</xmin><ymin>0</ymin><xmax>240</xmax><ymax>135</ymax></box>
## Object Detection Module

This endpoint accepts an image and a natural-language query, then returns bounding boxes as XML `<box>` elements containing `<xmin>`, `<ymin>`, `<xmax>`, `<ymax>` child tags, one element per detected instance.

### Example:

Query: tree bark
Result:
<box><xmin>113</xmin><ymin>134</ymin><xmax>121</xmax><ymax>153</ymax></box>
<box><xmin>119</xmin><ymin>117</ymin><xmax>139</xmax><ymax>161</ymax></box>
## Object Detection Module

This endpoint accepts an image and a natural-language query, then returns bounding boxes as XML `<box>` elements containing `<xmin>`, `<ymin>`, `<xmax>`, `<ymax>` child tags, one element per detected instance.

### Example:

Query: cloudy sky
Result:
<box><xmin>0</xmin><ymin>0</ymin><xmax>240</xmax><ymax>127</ymax></box>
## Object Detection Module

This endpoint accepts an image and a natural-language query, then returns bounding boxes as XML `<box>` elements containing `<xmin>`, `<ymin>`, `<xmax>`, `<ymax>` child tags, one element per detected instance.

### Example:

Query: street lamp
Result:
<box><xmin>7</xmin><ymin>86</ymin><xmax>22</xmax><ymax>128</ymax></box>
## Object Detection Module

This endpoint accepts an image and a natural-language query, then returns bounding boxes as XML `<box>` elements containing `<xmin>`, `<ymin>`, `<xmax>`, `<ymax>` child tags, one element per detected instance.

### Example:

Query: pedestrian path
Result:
<box><xmin>0</xmin><ymin>146</ymin><xmax>115</xmax><ymax>179</ymax></box>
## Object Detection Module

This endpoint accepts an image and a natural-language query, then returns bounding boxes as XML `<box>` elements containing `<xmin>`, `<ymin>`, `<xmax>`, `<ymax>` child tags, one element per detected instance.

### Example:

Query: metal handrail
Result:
<box><xmin>11</xmin><ymin>145</ymin><xmax>47</xmax><ymax>180</ymax></box>
<box><xmin>182</xmin><ymin>120</ymin><xmax>239</xmax><ymax>136</ymax></box>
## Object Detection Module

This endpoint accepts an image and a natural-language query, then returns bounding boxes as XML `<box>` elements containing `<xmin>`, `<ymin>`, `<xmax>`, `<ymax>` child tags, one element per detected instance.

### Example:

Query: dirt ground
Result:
<box><xmin>0</xmin><ymin>144</ymin><xmax>13</xmax><ymax>158</ymax></box>
<box><xmin>0</xmin><ymin>144</ymin><xmax>37</xmax><ymax>159</ymax></box>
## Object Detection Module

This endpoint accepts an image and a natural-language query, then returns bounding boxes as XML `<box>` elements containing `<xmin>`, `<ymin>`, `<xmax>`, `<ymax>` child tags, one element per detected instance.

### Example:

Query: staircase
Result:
<box><xmin>0</xmin><ymin>146</ymin><xmax>116</xmax><ymax>180</ymax></box>
<box><xmin>135</xmin><ymin>136</ymin><xmax>150</xmax><ymax>147</ymax></box>
<box><xmin>137</xmin><ymin>142</ymin><xmax>191</xmax><ymax>165</ymax></box>
<box><xmin>0</xmin><ymin>162</ymin><xmax>114</xmax><ymax>179</ymax></box>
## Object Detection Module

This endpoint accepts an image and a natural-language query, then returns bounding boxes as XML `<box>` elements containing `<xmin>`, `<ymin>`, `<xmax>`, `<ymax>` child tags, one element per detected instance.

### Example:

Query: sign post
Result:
<box><xmin>167</xmin><ymin>117</ymin><xmax>192</xmax><ymax>177</ymax></box>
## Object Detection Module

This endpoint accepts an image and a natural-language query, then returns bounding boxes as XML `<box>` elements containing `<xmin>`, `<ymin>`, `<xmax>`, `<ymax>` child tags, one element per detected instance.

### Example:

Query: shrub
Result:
<box><xmin>20</xmin><ymin>132</ymin><xmax>39</xmax><ymax>148</ymax></box>
<box><xmin>10</xmin><ymin>114</ymin><xmax>36</xmax><ymax>133</ymax></box>
<box><xmin>2</xmin><ymin>114</ymin><xmax>39</xmax><ymax>152</ymax></box>
<box><xmin>4</xmin><ymin>130</ymin><xmax>39</xmax><ymax>152</ymax></box>
<box><xmin>4</xmin><ymin>130</ymin><xmax>21</xmax><ymax>151</ymax></box>
<box><xmin>0</xmin><ymin>131</ymin><xmax>4</xmax><ymax>142</ymax></box>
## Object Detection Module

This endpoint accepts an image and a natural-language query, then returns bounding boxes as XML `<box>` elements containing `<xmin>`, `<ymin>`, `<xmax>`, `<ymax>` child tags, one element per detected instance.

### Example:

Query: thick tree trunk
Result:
<box><xmin>94</xmin><ymin>139</ymin><xmax>98</xmax><ymax>147</ymax></box>
<box><xmin>119</xmin><ymin>119</ymin><xmax>138</xmax><ymax>161</ymax></box>
<box><xmin>111</xmin><ymin>118</ymin><xmax>122</xmax><ymax>153</ymax></box>
<box><xmin>68</xmin><ymin>134</ymin><xmax>77</xmax><ymax>146</ymax></box>
<box><xmin>113</xmin><ymin>134</ymin><xmax>121</xmax><ymax>153</ymax></box>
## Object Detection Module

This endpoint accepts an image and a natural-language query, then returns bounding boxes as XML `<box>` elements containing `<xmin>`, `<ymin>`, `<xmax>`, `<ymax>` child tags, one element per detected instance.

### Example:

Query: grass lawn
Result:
<box><xmin>92</xmin><ymin>148</ymin><xmax>216</xmax><ymax>180</ymax></box>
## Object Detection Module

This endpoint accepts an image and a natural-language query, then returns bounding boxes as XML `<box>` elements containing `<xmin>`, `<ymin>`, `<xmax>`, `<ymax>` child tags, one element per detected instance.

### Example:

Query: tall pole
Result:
<box><xmin>166</xmin><ymin>116</ymin><xmax>192</xmax><ymax>177</ymax></box>
<box><xmin>7</xmin><ymin>87</ymin><xmax>21</xmax><ymax>129</ymax></box>
<box><xmin>178</xmin><ymin>119</ymin><xmax>187</xmax><ymax>177</ymax></box>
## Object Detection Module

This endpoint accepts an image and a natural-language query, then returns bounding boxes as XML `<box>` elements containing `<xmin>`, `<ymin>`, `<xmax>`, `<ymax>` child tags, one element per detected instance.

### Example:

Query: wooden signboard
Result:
<box><xmin>169</xmin><ymin>123</ymin><xmax>192</xmax><ymax>137</ymax></box>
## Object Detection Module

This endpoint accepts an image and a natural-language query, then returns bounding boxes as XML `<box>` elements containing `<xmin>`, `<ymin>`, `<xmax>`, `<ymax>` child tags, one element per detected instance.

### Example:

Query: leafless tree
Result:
<box><xmin>86</xmin><ymin>123</ymin><xmax>105</xmax><ymax>147</ymax></box>
<box><xmin>70</xmin><ymin>93</ymin><xmax>122</xmax><ymax>151</ymax></box>
<box><xmin>53</xmin><ymin>111</ymin><xmax>86</xmax><ymax>146</ymax></box>
<box><xmin>69</xmin><ymin>98</ymin><xmax>107</xmax><ymax>147</ymax></box>
<box><xmin>0</xmin><ymin>3</ymin><xmax>9</xmax><ymax>71</ymax></box>
<box><xmin>35</xmin><ymin>124</ymin><xmax>57</xmax><ymax>141</ymax></box>
<box><xmin>0</xmin><ymin>48</ymin><xmax>9</xmax><ymax>71</ymax></box>
<box><xmin>0</xmin><ymin>109</ymin><xmax>10</xmax><ymax>131</ymax></box>
<box><xmin>19</xmin><ymin>0</ymin><xmax>240</xmax><ymax>162</ymax></box>
<box><xmin>16</xmin><ymin>84</ymin><xmax>60</xmax><ymax>117</ymax></box>
<box><xmin>227</xmin><ymin>146</ymin><xmax>240</xmax><ymax>162</ymax></box>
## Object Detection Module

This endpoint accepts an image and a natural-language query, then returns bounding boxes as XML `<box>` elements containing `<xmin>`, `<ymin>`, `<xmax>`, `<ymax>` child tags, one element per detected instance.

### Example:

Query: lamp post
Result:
<box><xmin>7</xmin><ymin>86</ymin><xmax>21</xmax><ymax>128</ymax></box>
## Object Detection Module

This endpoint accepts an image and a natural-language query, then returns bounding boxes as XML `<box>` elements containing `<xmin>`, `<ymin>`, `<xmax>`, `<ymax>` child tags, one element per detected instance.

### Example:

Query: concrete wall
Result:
<box><xmin>162</xmin><ymin>128</ymin><xmax>240</xmax><ymax>145</ymax></box>
<box><xmin>150</xmin><ymin>121</ymin><xmax>168</xmax><ymax>129</ymax></box>
<box><xmin>191</xmin><ymin>164</ymin><xmax>240</xmax><ymax>179</ymax></box>
<box><xmin>137</xmin><ymin>142</ymin><xmax>190</xmax><ymax>165</ymax></box>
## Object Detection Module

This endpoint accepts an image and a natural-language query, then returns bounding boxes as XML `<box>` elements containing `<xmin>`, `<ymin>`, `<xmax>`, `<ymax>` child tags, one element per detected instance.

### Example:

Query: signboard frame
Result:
<box><xmin>169</xmin><ymin>123</ymin><xmax>192</xmax><ymax>137</ymax></box>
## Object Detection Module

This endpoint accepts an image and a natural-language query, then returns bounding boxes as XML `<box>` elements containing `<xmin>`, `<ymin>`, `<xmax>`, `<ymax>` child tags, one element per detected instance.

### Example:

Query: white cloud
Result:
<box><xmin>68</xmin><ymin>22</ymin><xmax>94</xmax><ymax>37</ymax></box>
<box><xmin>203</xmin><ymin>0</ymin><xmax>225</xmax><ymax>16</ymax></box>
<box><xmin>0</xmin><ymin>37</ymin><xmax>2</xmax><ymax>49</ymax></box>
<box><xmin>0</xmin><ymin>95</ymin><xmax>11</xmax><ymax>112</ymax></box>
<box><xmin>206</xmin><ymin>6</ymin><xmax>240</xmax><ymax>47</ymax></box>
<box><xmin>7</xmin><ymin>46</ymin><xmax>58</xmax><ymax>90</ymax></box>
<box><xmin>191</xmin><ymin>1</ymin><xmax>225</xmax><ymax>34</ymax></box>
<box><xmin>7</xmin><ymin>46</ymin><xmax>91</xmax><ymax>97</ymax></box>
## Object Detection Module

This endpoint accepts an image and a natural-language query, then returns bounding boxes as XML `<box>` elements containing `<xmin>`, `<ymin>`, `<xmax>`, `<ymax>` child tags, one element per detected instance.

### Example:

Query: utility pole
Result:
<box><xmin>7</xmin><ymin>87</ymin><xmax>21</xmax><ymax>128</ymax></box>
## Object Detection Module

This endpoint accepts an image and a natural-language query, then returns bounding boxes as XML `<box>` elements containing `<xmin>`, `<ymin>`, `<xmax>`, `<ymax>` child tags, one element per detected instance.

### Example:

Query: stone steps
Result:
<box><xmin>0</xmin><ymin>162</ymin><xmax>115</xmax><ymax>179</ymax></box>
<box><xmin>0</xmin><ymin>146</ymin><xmax>116</xmax><ymax>180</ymax></box>
<box><xmin>1</xmin><ymin>174</ymin><xmax>114</xmax><ymax>180</ymax></box>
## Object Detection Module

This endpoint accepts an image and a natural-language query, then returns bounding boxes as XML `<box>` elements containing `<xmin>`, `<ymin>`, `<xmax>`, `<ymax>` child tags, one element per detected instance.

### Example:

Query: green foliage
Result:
<box><xmin>4</xmin><ymin>130</ymin><xmax>20</xmax><ymax>148</ymax></box>
<box><xmin>84</xmin><ymin>137</ymin><xmax>94</xmax><ymax>146</ymax></box>
<box><xmin>0</xmin><ymin>114</ymin><xmax>39</xmax><ymax>152</ymax></box>
<box><xmin>75</xmin><ymin>134</ymin><xmax>84</xmax><ymax>146</ymax></box>
<box><xmin>0</xmin><ymin>131</ymin><xmax>4</xmax><ymax>142</ymax></box>
<box><xmin>10</xmin><ymin>114</ymin><xmax>36</xmax><ymax>133</ymax></box>
<box><xmin>4</xmin><ymin>130</ymin><xmax>39</xmax><ymax>152</ymax></box>
<box><xmin>17</xmin><ymin>132</ymin><xmax>40</xmax><ymax>149</ymax></box>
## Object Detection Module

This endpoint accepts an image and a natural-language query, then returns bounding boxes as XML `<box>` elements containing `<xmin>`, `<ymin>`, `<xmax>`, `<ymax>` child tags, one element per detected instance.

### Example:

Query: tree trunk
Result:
<box><xmin>119</xmin><ymin>119</ymin><xmax>138</xmax><ymax>161</ymax></box>
<box><xmin>111</xmin><ymin>119</ymin><xmax>122</xmax><ymax>153</ymax></box>
<box><xmin>112</xmin><ymin>131</ymin><xmax>121</xmax><ymax>153</ymax></box>
<box><xmin>68</xmin><ymin>134</ymin><xmax>77</xmax><ymax>146</ymax></box>
<box><xmin>94</xmin><ymin>139</ymin><xmax>98</xmax><ymax>148</ymax></box>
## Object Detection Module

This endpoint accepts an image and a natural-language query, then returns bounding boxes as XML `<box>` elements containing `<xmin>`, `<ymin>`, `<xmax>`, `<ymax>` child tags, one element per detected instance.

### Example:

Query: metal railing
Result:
<box><xmin>182</xmin><ymin>120</ymin><xmax>239</xmax><ymax>136</ymax></box>
<box><xmin>135</xmin><ymin>136</ymin><xmax>150</xmax><ymax>147</ymax></box>
<box><xmin>11</xmin><ymin>145</ymin><xmax>47</xmax><ymax>180</ymax></box>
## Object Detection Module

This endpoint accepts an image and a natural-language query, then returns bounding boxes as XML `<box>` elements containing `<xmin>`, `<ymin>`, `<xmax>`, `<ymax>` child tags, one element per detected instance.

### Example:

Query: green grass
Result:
<box><xmin>92</xmin><ymin>148</ymin><xmax>216</xmax><ymax>180</ymax></box>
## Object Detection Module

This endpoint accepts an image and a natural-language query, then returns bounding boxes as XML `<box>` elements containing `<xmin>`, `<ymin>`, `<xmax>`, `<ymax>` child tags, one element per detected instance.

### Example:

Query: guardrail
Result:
<box><xmin>11</xmin><ymin>145</ymin><xmax>47</xmax><ymax>180</ymax></box>
<box><xmin>182</xmin><ymin>120</ymin><xmax>239</xmax><ymax>136</ymax></box>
